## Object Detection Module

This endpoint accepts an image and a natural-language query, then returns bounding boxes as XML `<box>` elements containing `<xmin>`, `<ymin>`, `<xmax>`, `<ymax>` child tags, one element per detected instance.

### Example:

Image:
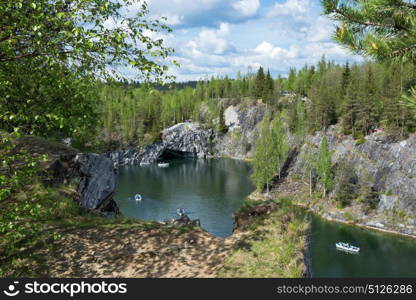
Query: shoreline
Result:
<box><xmin>297</xmin><ymin>202</ymin><xmax>416</xmax><ymax>240</ymax></box>
<box><xmin>249</xmin><ymin>192</ymin><xmax>416</xmax><ymax>240</ymax></box>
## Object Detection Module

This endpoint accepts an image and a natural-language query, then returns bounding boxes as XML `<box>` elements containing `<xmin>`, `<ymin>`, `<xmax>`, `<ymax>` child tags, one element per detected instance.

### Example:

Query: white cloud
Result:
<box><xmin>232</xmin><ymin>0</ymin><xmax>260</xmax><ymax>17</ymax></box>
<box><xmin>114</xmin><ymin>0</ymin><xmax>362</xmax><ymax>81</ymax></box>
<box><xmin>147</xmin><ymin>0</ymin><xmax>260</xmax><ymax>28</ymax></box>
<box><xmin>185</xmin><ymin>23</ymin><xmax>235</xmax><ymax>55</ymax></box>
<box><xmin>268</xmin><ymin>0</ymin><xmax>311</xmax><ymax>17</ymax></box>
<box><xmin>305</xmin><ymin>17</ymin><xmax>335</xmax><ymax>42</ymax></box>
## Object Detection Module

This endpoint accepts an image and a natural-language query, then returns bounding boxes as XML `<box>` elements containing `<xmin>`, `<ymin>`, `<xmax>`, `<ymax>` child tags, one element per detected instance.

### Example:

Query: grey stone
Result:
<box><xmin>75</xmin><ymin>154</ymin><xmax>119</xmax><ymax>213</ymax></box>
<box><xmin>292</xmin><ymin>126</ymin><xmax>416</xmax><ymax>216</ymax></box>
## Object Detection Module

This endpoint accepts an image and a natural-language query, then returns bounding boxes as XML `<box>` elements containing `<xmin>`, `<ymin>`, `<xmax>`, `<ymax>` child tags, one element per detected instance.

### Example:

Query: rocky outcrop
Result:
<box><xmin>162</xmin><ymin>214</ymin><xmax>201</xmax><ymax>227</ymax></box>
<box><xmin>111</xmin><ymin>122</ymin><xmax>214</xmax><ymax>166</ymax></box>
<box><xmin>215</xmin><ymin>103</ymin><xmax>267</xmax><ymax>159</ymax></box>
<box><xmin>75</xmin><ymin>154</ymin><xmax>119</xmax><ymax>214</ymax></box>
<box><xmin>233</xmin><ymin>202</ymin><xmax>279</xmax><ymax>231</ymax></box>
<box><xmin>292</xmin><ymin>125</ymin><xmax>416</xmax><ymax>217</ymax></box>
<box><xmin>47</xmin><ymin>153</ymin><xmax>119</xmax><ymax>215</ymax></box>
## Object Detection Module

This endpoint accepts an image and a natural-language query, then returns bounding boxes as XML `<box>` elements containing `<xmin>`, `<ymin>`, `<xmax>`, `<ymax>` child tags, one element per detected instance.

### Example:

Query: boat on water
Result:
<box><xmin>158</xmin><ymin>162</ymin><xmax>169</xmax><ymax>168</ymax></box>
<box><xmin>336</xmin><ymin>242</ymin><xmax>360</xmax><ymax>254</ymax></box>
<box><xmin>140</xmin><ymin>162</ymin><xmax>150</xmax><ymax>166</ymax></box>
<box><xmin>135</xmin><ymin>194</ymin><xmax>143</xmax><ymax>201</ymax></box>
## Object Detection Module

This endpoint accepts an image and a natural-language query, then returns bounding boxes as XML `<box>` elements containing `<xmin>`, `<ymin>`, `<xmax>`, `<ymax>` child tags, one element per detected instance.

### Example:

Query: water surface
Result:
<box><xmin>115</xmin><ymin>159</ymin><xmax>416</xmax><ymax>277</ymax></box>
<box><xmin>114</xmin><ymin>158</ymin><xmax>254</xmax><ymax>237</ymax></box>
<box><xmin>310</xmin><ymin>213</ymin><xmax>416</xmax><ymax>277</ymax></box>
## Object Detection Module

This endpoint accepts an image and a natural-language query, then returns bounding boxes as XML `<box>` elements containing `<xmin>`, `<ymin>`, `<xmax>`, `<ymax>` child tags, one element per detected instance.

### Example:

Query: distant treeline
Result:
<box><xmin>97</xmin><ymin>57</ymin><xmax>416</xmax><ymax>149</ymax></box>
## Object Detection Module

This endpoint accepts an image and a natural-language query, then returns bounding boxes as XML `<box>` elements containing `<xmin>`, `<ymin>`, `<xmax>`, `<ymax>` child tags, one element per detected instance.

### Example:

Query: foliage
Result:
<box><xmin>251</xmin><ymin>112</ymin><xmax>289</xmax><ymax>193</ymax></box>
<box><xmin>322</xmin><ymin>0</ymin><xmax>416</xmax><ymax>63</ymax></box>
<box><xmin>0</xmin><ymin>60</ymin><xmax>98</xmax><ymax>141</ymax></box>
<box><xmin>0</xmin><ymin>0</ymin><xmax>176</xmax><ymax>275</ymax></box>
<box><xmin>251</xmin><ymin>118</ymin><xmax>276</xmax><ymax>193</ymax></box>
<box><xmin>271</xmin><ymin>113</ymin><xmax>290</xmax><ymax>179</ymax></box>
<box><xmin>334</xmin><ymin>161</ymin><xmax>358</xmax><ymax>207</ymax></box>
<box><xmin>0</xmin><ymin>133</ymin><xmax>76</xmax><ymax>276</ymax></box>
<box><xmin>219</xmin><ymin>203</ymin><xmax>309</xmax><ymax>278</ymax></box>
<box><xmin>0</xmin><ymin>0</ymin><xmax>175</xmax><ymax>81</ymax></box>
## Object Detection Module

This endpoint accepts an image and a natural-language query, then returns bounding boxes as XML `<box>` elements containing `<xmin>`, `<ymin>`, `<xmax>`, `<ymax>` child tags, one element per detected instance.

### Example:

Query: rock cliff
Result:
<box><xmin>214</xmin><ymin>104</ymin><xmax>267</xmax><ymax>159</ymax></box>
<box><xmin>293</xmin><ymin>126</ymin><xmax>416</xmax><ymax>216</ymax></box>
<box><xmin>48</xmin><ymin>153</ymin><xmax>119</xmax><ymax>215</ymax></box>
<box><xmin>111</xmin><ymin>122</ymin><xmax>214</xmax><ymax>166</ymax></box>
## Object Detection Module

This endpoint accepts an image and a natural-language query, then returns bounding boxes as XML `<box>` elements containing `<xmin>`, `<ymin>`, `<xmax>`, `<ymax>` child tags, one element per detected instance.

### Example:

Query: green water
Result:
<box><xmin>310</xmin><ymin>213</ymin><xmax>416</xmax><ymax>277</ymax></box>
<box><xmin>114</xmin><ymin>158</ymin><xmax>254</xmax><ymax>237</ymax></box>
<box><xmin>114</xmin><ymin>158</ymin><xmax>416</xmax><ymax>277</ymax></box>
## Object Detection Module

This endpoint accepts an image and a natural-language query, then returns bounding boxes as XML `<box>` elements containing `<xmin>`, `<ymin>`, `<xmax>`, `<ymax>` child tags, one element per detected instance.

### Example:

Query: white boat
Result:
<box><xmin>158</xmin><ymin>162</ymin><xmax>169</xmax><ymax>168</ymax></box>
<box><xmin>140</xmin><ymin>162</ymin><xmax>150</xmax><ymax>166</ymax></box>
<box><xmin>336</xmin><ymin>242</ymin><xmax>360</xmax><ymax>253</ymax></box>
<box><xmin>134</xmin><ymin>194</ymin><xmax>142</xmax><ymax>201</ymax></box>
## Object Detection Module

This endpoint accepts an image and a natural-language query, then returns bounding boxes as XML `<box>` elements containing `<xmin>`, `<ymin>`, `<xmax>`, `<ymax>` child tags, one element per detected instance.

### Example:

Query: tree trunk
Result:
<box><xmin>309</xmin><ymin>170</ymin><xmax>312</xmax><ymax>201</ymax></box>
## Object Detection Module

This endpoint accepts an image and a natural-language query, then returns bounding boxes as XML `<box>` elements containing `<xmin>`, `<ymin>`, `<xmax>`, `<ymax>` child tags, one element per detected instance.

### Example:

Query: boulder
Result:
<box><xmin>75</xmin><ymin>154</ymin><xmax>119</xmax><ymax>213</ymax></box>
<box><xmin>47</xmin><ymin>153</ymin><xmax>120</xmax><ymax>215</ymax></box>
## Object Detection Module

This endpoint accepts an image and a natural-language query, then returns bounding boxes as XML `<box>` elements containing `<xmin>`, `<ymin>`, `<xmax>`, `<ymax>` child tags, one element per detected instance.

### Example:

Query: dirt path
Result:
<box><xmin>49</xmin><ymin>226</ymin><xmax>242</xmax><ymax>278</ymax></box>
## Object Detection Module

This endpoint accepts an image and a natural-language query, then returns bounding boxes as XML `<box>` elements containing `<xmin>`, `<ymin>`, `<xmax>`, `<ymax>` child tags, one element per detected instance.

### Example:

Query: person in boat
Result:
<box><xmin>176</xmin><ymin>208</ymin><xmax>186</xmax><ymax>216</ymax></box>
<box><xmin>135</xmin><ymin>194</ymin><xmax>142</xmax><ymax>201</ymax></box>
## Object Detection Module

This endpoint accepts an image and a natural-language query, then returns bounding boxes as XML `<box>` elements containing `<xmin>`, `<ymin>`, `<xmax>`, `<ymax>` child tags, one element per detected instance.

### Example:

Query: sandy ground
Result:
<box><xmin>49</xmin><ymin>226</ymin><xmax>243</xmax><ymax>278</ymax></box>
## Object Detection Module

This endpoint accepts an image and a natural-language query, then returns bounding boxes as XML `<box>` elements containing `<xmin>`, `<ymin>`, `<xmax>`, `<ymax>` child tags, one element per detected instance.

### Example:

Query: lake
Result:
<box><xmin>114</xmin><ymin>158</ymin><xmax>254</xmax><ymax>237</ymax></box>
<box><xmin>114</xmin><ymin>158</ymin><xmax>416</xmax><ymax>277</ymax></box>
<box><xmin>310</xmin><ymin>212</ymin><xmax>416</xmax><ymax>277</ymax></box>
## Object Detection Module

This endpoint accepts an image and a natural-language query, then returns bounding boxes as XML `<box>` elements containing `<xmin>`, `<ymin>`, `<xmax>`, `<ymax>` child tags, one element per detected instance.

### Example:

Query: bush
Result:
<box><xmin>355</xmin><ymin>134</ymin><xmax>366</xmax><ymax>145</ymax></box>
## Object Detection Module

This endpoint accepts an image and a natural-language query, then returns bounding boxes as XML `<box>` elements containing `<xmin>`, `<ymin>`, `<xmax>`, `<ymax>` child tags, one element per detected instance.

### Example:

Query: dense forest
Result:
<box><xmin>96</xmin><ymin>58</ymin><xmax>416</xmax><ymax>150</ymax></box>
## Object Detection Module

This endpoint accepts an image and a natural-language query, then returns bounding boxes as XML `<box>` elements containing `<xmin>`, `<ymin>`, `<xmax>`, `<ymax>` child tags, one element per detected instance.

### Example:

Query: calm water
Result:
<box><xmin>115</xmin><ymin>158</ymin><xmax>416</xmax><ymax>277</ymax></box>
<box><xmin>114</xmin><ymin>158</ymin><xmax>254</xmax><ymax>237</ymax></box>
<box><xmin>310</xmin><ymin>213</ymin><xmax>416</xmax><ymax>277</ymax></box>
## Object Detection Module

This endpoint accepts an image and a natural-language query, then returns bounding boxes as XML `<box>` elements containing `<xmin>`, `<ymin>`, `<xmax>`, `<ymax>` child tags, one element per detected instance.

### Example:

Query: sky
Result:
<box><xmin>137</xmin><ymin>0</ymin><xmax>363</xmax><ymax>81</ymax></box>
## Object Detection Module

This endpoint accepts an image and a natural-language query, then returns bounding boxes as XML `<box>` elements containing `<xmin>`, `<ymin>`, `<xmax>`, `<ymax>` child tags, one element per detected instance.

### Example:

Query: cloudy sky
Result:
<box><xmin>143</xmin><ymin>0</ymin><xmax>363</xmax><ymax>81</ymax></box>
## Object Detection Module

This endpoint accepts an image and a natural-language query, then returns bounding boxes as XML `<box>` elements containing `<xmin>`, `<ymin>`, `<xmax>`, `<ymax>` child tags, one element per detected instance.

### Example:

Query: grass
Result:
<box><xmin>219</xmin><ymin>201</ymin><xmax>310</xmax><ymax>278</ymax></box>
<box><xmin>0</xmin><ymin>180</ymin><xmax>200</xmax><ymax>277</ymax></box>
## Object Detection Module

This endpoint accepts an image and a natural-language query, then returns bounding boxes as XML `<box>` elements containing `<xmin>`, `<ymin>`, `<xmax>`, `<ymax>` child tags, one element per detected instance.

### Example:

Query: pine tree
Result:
<box><xmin>217</xmin><ymin>106</ymin><xmax>227</xmax><ymax>134</ymax></box>
<box><xmin>262</xmin><ymin>70</ymin><xmax>274</xmax><ymax>104</ymax></box>
<box><xmin>322</xmin><ymin>0</ymin><xmax>416</xmax><ymax>62</ymax></box>
<box><xmin>323</xmin><ymin>0</ymin><xmax>416</xmax><ymax>116</ymax></box>
<box><xmin>341</xmin><ymin>61</ymin><xmax>351</xmax><ymax>96</ymax></box>
<box><xmin>255</xmin><ymin>67</ymin><xmax>265</xmax><ymax>99</ymax></box>
<box><xmin>356</xmin><ymin>65</ymin><xmax>379</xmax><ymax>135</ymax></box>
<box><xmin>286</xmin><ymin>68</ymin><xmax>297</xmax><ymax>92</ymax></box>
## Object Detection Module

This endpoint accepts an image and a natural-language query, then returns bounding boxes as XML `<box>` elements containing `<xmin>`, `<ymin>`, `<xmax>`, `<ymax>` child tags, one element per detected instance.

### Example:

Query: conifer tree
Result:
<box><xmin>255</xmin><ymin>67</ymin><xmax>265</xmax><ymax>99</ymax></box>
<box><xmin>322</xmin><ymin>0</ymin><xmax>416</xmax><ymax>62</ymax></box>
<box><xmin>341</xmin><ymin>61</ymin><xmax>351</xmax><ymax>96</ymax></box>
<box><xmin>262</xmin><ymin>70</ymin><xmax>274</xmax><ymax>103</ymax></box>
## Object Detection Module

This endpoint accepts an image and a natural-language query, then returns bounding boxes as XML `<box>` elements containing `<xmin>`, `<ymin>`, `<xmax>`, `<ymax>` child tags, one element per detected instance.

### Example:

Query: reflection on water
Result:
<box><xmin>114</xmin><ymin>158</ymin><xmax>254</xmax><ymax>237</ymax></box>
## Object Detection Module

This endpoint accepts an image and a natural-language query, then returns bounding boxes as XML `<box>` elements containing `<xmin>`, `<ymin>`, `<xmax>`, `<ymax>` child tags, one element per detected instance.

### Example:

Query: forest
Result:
<box><xmin>96</xmin><ymin>58</ymin><xmax>416</xmax><ymax>150</ymax></box>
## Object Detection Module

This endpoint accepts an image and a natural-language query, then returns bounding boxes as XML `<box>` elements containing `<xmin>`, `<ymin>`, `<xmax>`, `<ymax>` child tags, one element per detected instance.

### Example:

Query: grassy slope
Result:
<box><xmin>219</xmin><ymin>200</ymin><xmax>310</xmax><ymax>278</ymax></box>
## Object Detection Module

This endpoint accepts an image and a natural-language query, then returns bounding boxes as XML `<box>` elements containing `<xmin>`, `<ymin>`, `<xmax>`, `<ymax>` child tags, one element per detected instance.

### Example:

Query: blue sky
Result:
<box><xmin>141</xmin><ymin>0</ymin><xmax>363</xmax><ymax>81</ymax></box>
